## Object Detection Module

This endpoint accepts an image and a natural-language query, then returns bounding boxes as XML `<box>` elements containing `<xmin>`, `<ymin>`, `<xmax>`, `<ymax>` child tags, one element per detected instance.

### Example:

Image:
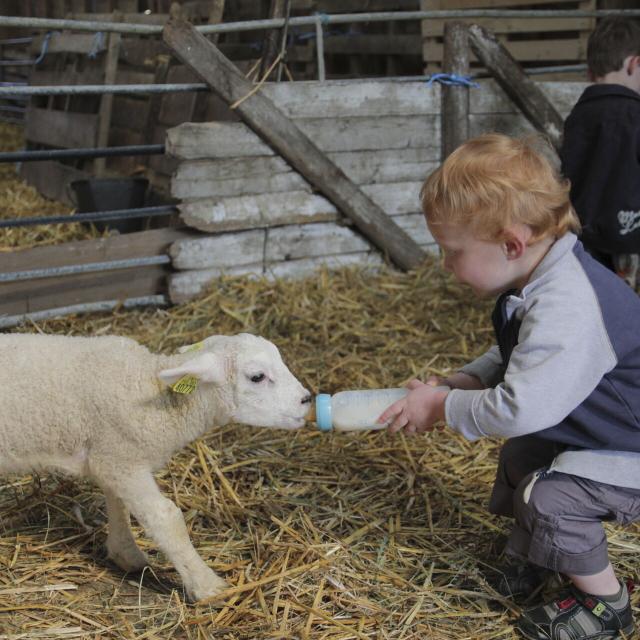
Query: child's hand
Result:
<box><xmin>429</xmin><ymin>372</ymin><xmax>484</xmax><ymax>390</ymax></box>
<box><xmin>377</xmin><ymin>379</ymin><xmax>448</xmax><ymax>435</ymax></box>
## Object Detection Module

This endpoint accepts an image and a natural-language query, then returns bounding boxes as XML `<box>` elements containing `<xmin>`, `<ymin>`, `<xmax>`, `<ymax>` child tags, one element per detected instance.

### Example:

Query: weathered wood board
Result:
<box><xmin>166</xmin><ymin>77</ymin><xmax>587</xmax><ymax>302</ymax></box>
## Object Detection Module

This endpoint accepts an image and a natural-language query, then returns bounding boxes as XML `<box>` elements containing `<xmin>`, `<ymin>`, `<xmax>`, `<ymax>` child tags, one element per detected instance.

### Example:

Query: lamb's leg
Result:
<box><xmin>103</xmin><ymin>488</ymin><xmax>149</xmax><ymax>572</ymax></box>
<box><xmin>106</xmin><ymin>470</ymin><xmax>228</xmax><ymax>602</ymax></box>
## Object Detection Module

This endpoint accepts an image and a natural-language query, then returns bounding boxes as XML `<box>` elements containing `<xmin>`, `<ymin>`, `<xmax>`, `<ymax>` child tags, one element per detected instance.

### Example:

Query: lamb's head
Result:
<box><xmin>158</xmin><ymin>333</ymin><xmax>311</xmax><ymax>429</ymax></box>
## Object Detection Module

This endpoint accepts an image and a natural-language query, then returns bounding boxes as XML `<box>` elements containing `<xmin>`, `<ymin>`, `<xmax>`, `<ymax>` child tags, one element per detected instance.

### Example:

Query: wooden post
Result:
<box><xmin>467</xmin><ymin>23</ymin><xmax>564</xmax><ymax>152</ymax></box>
<box><xmin>95</xmin><ymin>12</ymin><xmax>122</xmax><ymax>176</ymax></box>
<box><xmin>441</xmin><ymin>21</ymin><xmax>469</xmax><ymax>160</ymax></box>
<box><xmin>162</xmin><ymin>17</ymin><xmax>426</xmax><ymax>271</ymax></box>
<box><xmin>259</xmin><ymin>0</ymin><xmax>288</xmax><ymax>81</ymax></box>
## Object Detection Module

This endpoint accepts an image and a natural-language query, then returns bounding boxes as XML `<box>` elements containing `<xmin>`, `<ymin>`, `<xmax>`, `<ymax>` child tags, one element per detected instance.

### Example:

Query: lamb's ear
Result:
<box><xmin>158</xmin><ymin>352</ymin><xmax>226</xmax><ymax>387</ymax></box>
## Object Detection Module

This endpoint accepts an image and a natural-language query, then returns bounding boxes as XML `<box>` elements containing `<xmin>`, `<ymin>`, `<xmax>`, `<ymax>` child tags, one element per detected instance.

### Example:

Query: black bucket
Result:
<box><xmin>69</xmin><ymin>177</ymin><xmax>150</xmax><ymax>233</ymax></box>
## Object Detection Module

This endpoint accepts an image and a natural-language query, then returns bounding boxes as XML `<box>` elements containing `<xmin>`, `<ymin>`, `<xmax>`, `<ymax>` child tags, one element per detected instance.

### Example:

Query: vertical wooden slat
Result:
<box><xmin>441</xmin><ymin>21</ymin><xmax>470</xmax><ymax>160</ymax></box>
<box><xmin>95</xmin><ymin>17</ymin><xmax>122</xmax><ymax>175</ymax></box>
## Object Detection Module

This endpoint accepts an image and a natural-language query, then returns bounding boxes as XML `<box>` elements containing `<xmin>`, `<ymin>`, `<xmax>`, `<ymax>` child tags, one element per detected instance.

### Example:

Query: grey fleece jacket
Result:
<box><xmin>445</xmin><ymin>232</ymin><xmax>640</xmax><ymax>489</ymax></box>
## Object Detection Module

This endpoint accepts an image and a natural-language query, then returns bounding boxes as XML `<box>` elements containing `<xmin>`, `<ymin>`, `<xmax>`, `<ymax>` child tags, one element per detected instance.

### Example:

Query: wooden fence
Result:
<box><xmin>165</xmin><ymin>77</ymin><xmax>586</xmax><ymax>303</ymax></box>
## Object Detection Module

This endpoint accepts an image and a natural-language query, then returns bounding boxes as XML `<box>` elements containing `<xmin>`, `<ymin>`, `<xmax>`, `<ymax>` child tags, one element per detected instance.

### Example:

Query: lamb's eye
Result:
<box><xmin>250</xmin><ymin>373</ymin><xmax>266</xmax><ymax>383</ymax></box>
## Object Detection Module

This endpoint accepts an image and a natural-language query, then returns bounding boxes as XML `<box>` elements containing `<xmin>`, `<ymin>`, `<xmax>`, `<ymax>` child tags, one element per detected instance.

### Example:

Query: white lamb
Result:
<box><xmin>0</xmin><ymin>332</ymin><xmax>311</xmax><ymax>601</ymax></box>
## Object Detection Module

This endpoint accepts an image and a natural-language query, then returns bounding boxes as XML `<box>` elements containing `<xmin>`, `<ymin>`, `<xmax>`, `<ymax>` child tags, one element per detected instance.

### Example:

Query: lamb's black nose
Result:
<box><xmin>301</xmin><ymin>393</ymin><xmax>312</xmax><ymax>405</ymax></box>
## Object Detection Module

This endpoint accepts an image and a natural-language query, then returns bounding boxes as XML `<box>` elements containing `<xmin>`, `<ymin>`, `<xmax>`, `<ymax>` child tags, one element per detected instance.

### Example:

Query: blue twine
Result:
<box><xmin>88</xmin><ymin>32</ymin><xmax>105</xmax><ymax>59</ymax></box>
<box><xmin>426</xmin><ymin>73</ymin><xmax>479</xmax><ymax>88</ymax></box>
<box><xmin>32</xmin><ymin>31</ymin><xmax>53</xmax><ymax>65</ymax></box>
<box><xmin>316</xmin><ymin>12</ymin><xmax>330</xmax><ymax>26</ymax></box>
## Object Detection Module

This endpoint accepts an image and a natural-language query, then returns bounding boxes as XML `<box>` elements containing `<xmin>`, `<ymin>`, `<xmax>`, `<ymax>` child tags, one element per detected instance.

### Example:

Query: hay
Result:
<box><xmin>0</xmin><ymin>123</ymin><xmax>102</xmax><ymax>250</ymax></box>
<box><xmin>0</xmin><ymin>125</ymin><xmax>638</xmax><ymax>639</ymax></box>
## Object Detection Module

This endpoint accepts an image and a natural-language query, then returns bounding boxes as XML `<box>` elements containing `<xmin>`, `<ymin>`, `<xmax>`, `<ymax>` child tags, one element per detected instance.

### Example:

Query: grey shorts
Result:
<box><xmin>489</xmin><ymin>435</ymin><xmax>640</xmax><ymax>576</ymax></box>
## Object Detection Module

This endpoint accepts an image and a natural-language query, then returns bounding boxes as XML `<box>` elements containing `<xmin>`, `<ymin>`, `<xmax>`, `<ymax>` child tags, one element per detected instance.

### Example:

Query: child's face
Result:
<box><xmin>427</xmin><ymin>220</ymin><xmax>518</xmax><ymax>298</ymax></box>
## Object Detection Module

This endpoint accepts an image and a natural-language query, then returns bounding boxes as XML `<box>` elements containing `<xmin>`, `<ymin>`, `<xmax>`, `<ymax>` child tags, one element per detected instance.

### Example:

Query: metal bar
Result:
<box><xmin>0</xmin><ymin>37</ymin><xmax>34</xmax><ymax>46</ymax></box>
<box><xmin>0</xmin><ymin>58</ymin><xmax>588</xmax><ymax>98</ymax></box>
<box><xmin>0</xmin><ymin>10</ymin><xmax>638</xmax><ymax>35</ymax></box>
<box><xmin>0</xmin><ymin>144</ymin><xmax>165</xmax><ymax>162</ymax></box>
<box><xmin>0</xmin><ymin>205</ymin><xmax>177</xmax><ymax>228</ymax></box>
<box><xmin>0</xmin><ymin>295</ymin><xmax>168</xmax><ymax>329</ymax></box>
<box><xmin>315</xmin><ymin>14</ymin><xmax>325</xmax><ymax>82</ymax></box>
<box><xmin>0</xmin><ymin>255</ymin><xmax>171</xmax><ymax>283</ymax></box>
<box><xmin>0</xmin><ymin>83</ymin><xmax>207</xmax><ymax>97</ymax></box>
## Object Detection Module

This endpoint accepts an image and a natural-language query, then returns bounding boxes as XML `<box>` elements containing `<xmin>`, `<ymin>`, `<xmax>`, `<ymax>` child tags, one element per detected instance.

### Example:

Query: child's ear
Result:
<box><xmin>627</xmin><ymin>55</ymin><xmax>640</xmax><ymax>76</ymax></box>
<box><xmin>502</xmin><ymin>226</ymin><xmax>531</xmax><ymax>260</ymax></box>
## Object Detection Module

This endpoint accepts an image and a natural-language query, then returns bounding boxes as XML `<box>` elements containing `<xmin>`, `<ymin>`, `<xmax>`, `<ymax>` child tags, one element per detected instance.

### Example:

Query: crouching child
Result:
<box><xmin>380</xmin><ymin>134</ymin><xmax>640</xmax><ymax>639</ymax></box>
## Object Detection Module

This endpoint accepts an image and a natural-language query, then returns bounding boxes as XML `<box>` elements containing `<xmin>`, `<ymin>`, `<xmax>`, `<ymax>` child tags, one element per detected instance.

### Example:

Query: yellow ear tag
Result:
<box><xmin>185</xmin><ymin>341</ymin><xmax>204</xmax><ymax>352</ymax></box>
<box><xmin>171</xmin><ymin>375</ymin><xmax>199</xmax><ymax>395</ymax></box>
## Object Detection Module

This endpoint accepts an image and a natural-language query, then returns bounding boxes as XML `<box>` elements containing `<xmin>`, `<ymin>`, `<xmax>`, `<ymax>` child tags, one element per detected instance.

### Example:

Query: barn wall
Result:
<box><xmin>166</xmin><ymin>77</ymin><xmax>587</xmax><ymax>302</ymax></box>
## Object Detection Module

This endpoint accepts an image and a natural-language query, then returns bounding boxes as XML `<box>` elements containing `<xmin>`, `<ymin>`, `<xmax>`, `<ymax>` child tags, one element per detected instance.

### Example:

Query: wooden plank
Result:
<box><xmin>0</xmin><ymin>228</ymin><xmax>196</xmax><ymax>273</ymax></box>
<box><xmin>168</xmin><ymin>252</ymin><xmax>383</xmax><ymax>302</ymax></box>
<box><xmin>433</xmin><ymin>0</ymin><xmax>589</xmax><ymax>7</ymax></box>
<box><xmin>170</xmin><ymin>229</ymin><xmax>266</xmax><ymax>270</ymax></box>
<box><xmin>441</xmin><ymin>21</ymin><xmax>469</xmax><ymax>159</ymax></box>
<box><xmin>177</xmin><ymin>182</ymin><xmax>423</xmax><ymax>233</ymax></box>
<box><xmin>95</xmin><ymin>27</ymin><xmax>122</xmax><ymax>175</ymax></box>
<box><xmin>173</xmin><ymin>171</ymin><xmax>310</xmax><ymax>200</ymax></box>
<box><xmin>422</xmin><ymin>16</ymin><xmax>594</xmax><ymax>36</ymax></box>
<box><xmin>320</xmin><ymin>34</ymin><xmax>422</xmax><ymax>56</ymax></box>
<box><xmin>468</xmin><ymin>24</ymin><xmax>564</xmax><ymax>151</ymax></box>
<box><xmin>173</xmin><ymin>148</ymin><xmax>439</xmax><ymax>187</ymax></box>
<box><xmin>0</xmin><ymin>266</ymin><xmax>168</xmax><ymax>318</ymax></box>
<box><xmin>178</xmin><ymin>190</ymin><xmax>338</xmax><ymax>232</ymax></box>
<box><xmin>266</xmin><ymin>253</ymin><xmax>383</xmax><ymax>280</ymax></box>
<box><xmin>163</xmin><ymin>16</ymin><xmax>425</xmax><ymax>271</ymax></box>
<box><xmin>259</xmin><ymin>0</ymin><xmax>288</xmax><ymax>80</ymax></box>
<box><xmin>25</xmin><ymin>106</ymin><xmax>99</xmax><ymax>149</ymax></box>
<box><xmin>470</xmin><ymin>80</ymin><xmax>586</xmax><ymax>115</ymax></box>
<box><xmin>426</xmin><ymin>38</ymin><xmax>585</xmax><ymax>63</ymax></box>
<box><xmin>261</xmin><ymin>79</ymin><xmax>441</xmax><ymax>118</ymax></box>
<box><xmin>265</xmin><ymin>222</ymin><xmax>369</xmax><ymax>262</ymax></box>
<box><xmin>167</xmin><ymin>115</ymin><xmax>440</xmax><ymax>159</ymax></box>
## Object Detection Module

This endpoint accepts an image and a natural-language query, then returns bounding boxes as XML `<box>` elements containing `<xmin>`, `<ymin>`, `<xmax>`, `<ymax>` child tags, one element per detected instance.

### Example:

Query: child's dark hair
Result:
<box><xmin>587</xmin><ymin>17</ymin><xmax>640</xmax><ymax>79</ymax></box>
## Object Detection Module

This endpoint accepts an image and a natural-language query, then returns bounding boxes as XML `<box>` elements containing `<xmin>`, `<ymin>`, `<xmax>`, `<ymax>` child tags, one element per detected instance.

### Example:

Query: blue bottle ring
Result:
<box><xmin>315</xmin><ymin>394</ymin><xmax>333</xmax><ymax>431</ymax></box>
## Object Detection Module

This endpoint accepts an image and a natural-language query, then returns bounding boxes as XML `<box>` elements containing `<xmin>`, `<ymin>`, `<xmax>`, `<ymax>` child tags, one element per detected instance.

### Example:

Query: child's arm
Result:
<box><xmin>426</xmin><ymin>371</ymin><xmax>485</xmax><ymax>390</ymax></box>
<box><xmin>378</xmin><ymin>379</ymin><xmax>449</xmax><ymax>434</ymax></box>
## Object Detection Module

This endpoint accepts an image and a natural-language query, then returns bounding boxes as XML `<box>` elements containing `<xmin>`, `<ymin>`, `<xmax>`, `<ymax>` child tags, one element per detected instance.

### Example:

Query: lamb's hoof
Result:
<box><xmin>107</xmin><ymin>545</ymin><xmax>149</xmax><ymax>573</ymax></box>
<box><xmin>187</xmin><ymin>574</ymin><xmax>230</xmax><ymax>603</ymax></box>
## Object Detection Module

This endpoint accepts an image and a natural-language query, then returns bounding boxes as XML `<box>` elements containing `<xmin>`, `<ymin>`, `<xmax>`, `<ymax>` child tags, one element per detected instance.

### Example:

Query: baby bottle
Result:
<box><xmin>309</xmin><ymin>386</ymin><xmax>450</xmax><ymax>432</ymax></box>
<box><xmin>313</xmin><ymin>387</ymin><xmax>407</xmax><ymax>431</ymax></box>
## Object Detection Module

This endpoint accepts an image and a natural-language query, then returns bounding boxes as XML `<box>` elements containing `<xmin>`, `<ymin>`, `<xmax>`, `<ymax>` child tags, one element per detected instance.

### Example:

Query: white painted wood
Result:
<box><xmin>168</xmin><ymin>252</ymin><xmax>385</xmax><ymax>303</ymax></box>
<box><xmin>172</xmin><ymin>149</ymin><xmax>439</xmax><ymax>192</ymax></box>
<box><xmin>265</xmin><ymin>223</ymin><xmax>370</xmax><ymax>261</ymax></box>
<box><xmin>260</xmin><ymin>79</ymin><xmax>441</xmax><ymax>118</ymax></box>
<box><xmin>266</xmin><ymin>253</ymin><xmax>383</xmax><ymax>280</ymax></box>
<box><xmin>178</xmin><ymin>191</ymin><xmax>339</xmax><ymax>233</ymax></box>
<box><xmin>170</xmin><ymin>229</ymin><xmax>265</xmax><ymax>269</ymax></box>
<box><xmin>168</xmin><ymin>116</ymin><xmax>440</xmax><ymax>160</ymax></box>
<box><xmin>393</xmin><ymin>213</ymin><xmax>438</xmax><ymax>250</ymax></box>
<box><xmin>172</xmin><ymin>171</ymin><xmax>310</xmax><ymax>200</ymax></box>
<box><xmin>177</xmin><ymin>183</ymin><xmax>423</xmax><ymax>233</ymax></box>
<box><xmin>470</xmin><ymin>80</ymin><xmax>586</xmax><ymax>116</ymax></box>
<box><xmin>169</xmin><ymin>263</ymin><xmax>264</xmax><ymax>303</ymax></box>
<box><xmin>167</xmin><ymin>81</ymin><xmax>586</xmax><ymax>161</ymax></box>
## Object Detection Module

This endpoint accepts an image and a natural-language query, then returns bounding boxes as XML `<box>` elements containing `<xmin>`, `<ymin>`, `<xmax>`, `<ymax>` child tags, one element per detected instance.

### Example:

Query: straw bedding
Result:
<box><xmin>0</xmin><ymin>124</ymin><xmax>638</xmax><ymax>640</ymax></box>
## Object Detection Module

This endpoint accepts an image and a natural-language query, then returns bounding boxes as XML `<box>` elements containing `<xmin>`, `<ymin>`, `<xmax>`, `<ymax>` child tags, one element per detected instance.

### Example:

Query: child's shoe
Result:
<box><xmin>516</xmin><ymin>581</ymin><xmax>635</xmax><ymax>640</ymax></box>
<box><xmin>484</xmin><ymin>562</ymin><xmax>554</xmax><ymax>600</ymax></box>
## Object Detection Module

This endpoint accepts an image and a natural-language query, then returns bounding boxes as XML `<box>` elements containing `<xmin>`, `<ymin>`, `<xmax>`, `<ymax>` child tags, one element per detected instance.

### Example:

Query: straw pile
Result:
<box><xmin>0</xmin><ymin>123</ymin><xmax>99</xmax><ymax>249</ymax></box>
<box><xmin>0</xmin><ymin>126</ymin><xmax>638</xmax><ymax>640</ymax></box>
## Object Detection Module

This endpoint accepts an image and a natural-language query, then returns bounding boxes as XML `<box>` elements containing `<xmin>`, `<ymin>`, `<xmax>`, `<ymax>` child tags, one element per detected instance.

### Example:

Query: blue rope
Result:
<box><xmin>34</xmin><ymin>31</ymin><xmax>53</xmax><ymax>65</ymax></box>
<box><xmin>316</xmin><ymin>12</ymin><xmax>330</xmax><ymax>25</ymax></box>
<box><xmin>88</xmin><ymin>31</ymin><xmax>105</xmax><ymax>59</ymax></box>
<box><xmin>426</xmin><ymin>73</ymin><xmax>479</xmax><ymax>88</ymax></box>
